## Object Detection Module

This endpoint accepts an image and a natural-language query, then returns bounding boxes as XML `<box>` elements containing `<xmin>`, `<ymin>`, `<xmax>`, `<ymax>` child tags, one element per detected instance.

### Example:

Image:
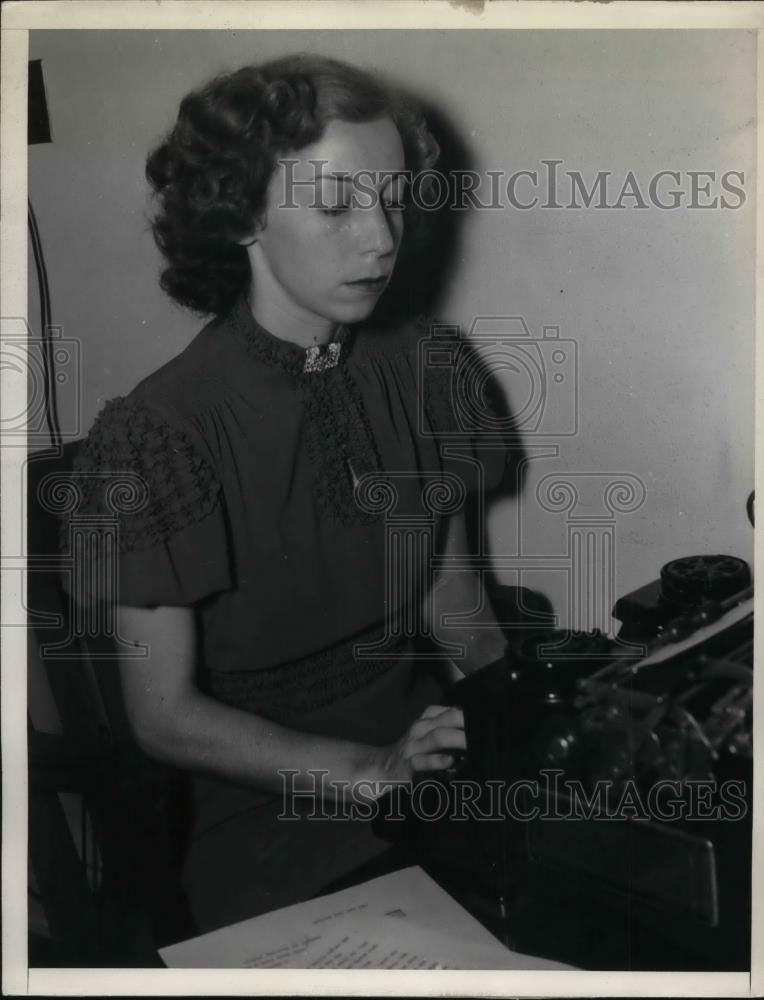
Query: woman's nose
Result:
<box><xmin>357</xmin><ymin>202</ymin><xmax>397</xmax><ymax>258</ymax></box>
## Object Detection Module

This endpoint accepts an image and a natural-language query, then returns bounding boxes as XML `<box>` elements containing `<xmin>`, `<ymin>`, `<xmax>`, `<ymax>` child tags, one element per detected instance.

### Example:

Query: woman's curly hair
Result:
<box><xmin>145</xmin><ymin>54</ymin><xmax>440</xmax><ymax>318</ymax></box>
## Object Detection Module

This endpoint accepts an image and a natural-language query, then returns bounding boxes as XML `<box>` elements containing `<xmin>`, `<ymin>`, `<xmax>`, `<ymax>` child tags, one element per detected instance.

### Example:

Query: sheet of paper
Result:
<box><xmin>160</xmin><ymin>865</ymin><xmax>574</xmax><ymax>970</ymax></box>
<box><xmin>239</xmin><ymin>919</ymin><xmax>452</xmax><ymax>970</ymax></box>
<box><xmin>248</xmin><ymin>913</ymin><xmax>570</xmax><ymax>970</ymax></box>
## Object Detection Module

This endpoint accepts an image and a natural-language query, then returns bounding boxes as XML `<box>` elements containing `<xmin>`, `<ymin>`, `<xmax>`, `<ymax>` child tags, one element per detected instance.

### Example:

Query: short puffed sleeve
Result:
<box><xmin>415</xmin><ymin>317</ymin><xmax>515</xmax><ymax>497</ymax></box>
<box><xmin>60</xmin><ymin>396</ymin><xmax>232</xmax><ymax>608</ymax></box>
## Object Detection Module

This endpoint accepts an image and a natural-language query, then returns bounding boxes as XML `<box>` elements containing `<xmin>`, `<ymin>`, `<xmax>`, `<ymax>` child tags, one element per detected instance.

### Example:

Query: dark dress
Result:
<box><xmin>68</xmin><ymin>296</ymin><xmax>507</xmax><ymax>933</ymax></box>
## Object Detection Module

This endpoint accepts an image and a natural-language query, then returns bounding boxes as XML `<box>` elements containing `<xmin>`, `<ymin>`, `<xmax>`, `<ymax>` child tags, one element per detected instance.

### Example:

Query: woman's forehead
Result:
<box><xmin>278</xmin><ymin>117</ymin><xmax>405</xmax><ymax>180</ymax></box>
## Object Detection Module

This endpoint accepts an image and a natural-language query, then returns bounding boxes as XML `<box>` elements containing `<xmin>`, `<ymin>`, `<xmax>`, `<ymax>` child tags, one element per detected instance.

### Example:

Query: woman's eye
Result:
<box><xmin>319</xmin><ymin>206</ymin><xmax>349</xmax><ymax>217</ymax></box>
<box><xmin>383</xmin><ymin>201</ymin><xmax>406</xmax><ymax>212</ymax></box>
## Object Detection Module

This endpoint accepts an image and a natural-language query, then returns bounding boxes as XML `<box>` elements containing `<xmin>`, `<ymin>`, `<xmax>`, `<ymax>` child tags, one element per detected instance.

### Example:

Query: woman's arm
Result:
<box><xmin>424</xmin><ymin>511</ymin><xmax>507</xmax><ymax>679</ymax></box>
<box><xmin>117</xmin><ymin>605</ymin><xmax>465</xmax><ymax>800</ymax></box>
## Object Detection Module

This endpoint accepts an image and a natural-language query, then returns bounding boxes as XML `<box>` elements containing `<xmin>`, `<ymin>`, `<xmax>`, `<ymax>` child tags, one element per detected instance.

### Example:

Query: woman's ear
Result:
<box><xmin>237</xmin><ymin>215</ymin><xmax>266</xmax><ymax>247</ymax></box>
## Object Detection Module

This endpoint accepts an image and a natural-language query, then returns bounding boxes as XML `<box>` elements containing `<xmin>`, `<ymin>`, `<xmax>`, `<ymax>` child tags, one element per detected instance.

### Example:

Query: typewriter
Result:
<box><xmin>377</xmin><ymin>553</ymin><xmax>754</xmax><ymax>970</ymax></box>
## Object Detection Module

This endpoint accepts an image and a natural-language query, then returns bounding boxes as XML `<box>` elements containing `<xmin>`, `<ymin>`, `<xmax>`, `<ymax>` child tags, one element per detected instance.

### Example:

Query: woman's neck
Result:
<box><xmin>246</xmin><ymin>255</ymin><xmax>338</xmax><ymax>348</ymax></box>
<box><xmin>249</xmin><ymin>299</ymin><xmax>338</xmax><ymax>348</ymax></box>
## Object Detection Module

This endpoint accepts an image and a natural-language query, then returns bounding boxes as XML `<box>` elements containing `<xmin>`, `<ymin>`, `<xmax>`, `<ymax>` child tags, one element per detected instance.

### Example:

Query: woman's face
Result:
<box><xmin>246</xmin><ymin>116</ymin><xmax>407</xmax><ymax>334</ymax></box>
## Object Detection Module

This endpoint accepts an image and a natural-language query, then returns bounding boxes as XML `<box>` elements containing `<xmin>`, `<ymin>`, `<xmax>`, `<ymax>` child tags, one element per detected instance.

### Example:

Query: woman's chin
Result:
<box><xmin>331</xmin><ymin>298</ymin><xmax>381</xmax><ymax>325</ymax></box>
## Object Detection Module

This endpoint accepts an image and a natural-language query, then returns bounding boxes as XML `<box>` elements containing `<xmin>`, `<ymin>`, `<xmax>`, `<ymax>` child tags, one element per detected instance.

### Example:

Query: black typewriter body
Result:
<box><xmin>376</xmin><ymin>555</ymin><xmax>754</xmax><ymax>970</ymax></box>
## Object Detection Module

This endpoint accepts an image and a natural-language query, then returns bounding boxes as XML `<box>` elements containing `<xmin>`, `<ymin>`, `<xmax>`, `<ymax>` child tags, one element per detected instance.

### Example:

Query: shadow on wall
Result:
<box><xmin>374</xmin><ymin>96</ymin><xmax>474</xmax><ymax>326</ymax></box>
<box><xmin>374</xmin><ymin>96</ymin><xmax>536</xmax><ymax>601</ymax></box>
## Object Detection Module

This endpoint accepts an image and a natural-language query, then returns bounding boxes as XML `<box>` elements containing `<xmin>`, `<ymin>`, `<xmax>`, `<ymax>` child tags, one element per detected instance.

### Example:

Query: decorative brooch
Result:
<box><xmin>303</xmin><ymin>342</ymin><xmax>342</xmax><ymax>374</ymax></box>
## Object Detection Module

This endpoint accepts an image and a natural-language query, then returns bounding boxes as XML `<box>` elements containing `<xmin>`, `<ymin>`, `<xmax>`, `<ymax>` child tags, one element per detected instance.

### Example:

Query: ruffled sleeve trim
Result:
<box><xmin>61</xmin><ymin>395</ymin><xmax>232</xmax><ymax>608</ymax></box>
<box><xmin>71</xmin><ymin>395</ymin><xmax>222</xmax><ymax>554</ymax></box>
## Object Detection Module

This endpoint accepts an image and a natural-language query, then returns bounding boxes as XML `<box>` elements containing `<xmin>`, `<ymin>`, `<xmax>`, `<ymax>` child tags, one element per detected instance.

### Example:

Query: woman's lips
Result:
<box><xmin>344</xmin><ymin>276</ymin><xmax>388</xmax><ymax>294</ymax></box>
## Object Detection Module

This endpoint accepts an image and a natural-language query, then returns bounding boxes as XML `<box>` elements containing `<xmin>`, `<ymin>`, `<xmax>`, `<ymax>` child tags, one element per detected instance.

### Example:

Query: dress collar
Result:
<box><xmin>225</xmin><ymin>295</ymin><xmax>353</xmax><ymax>378</ymax></box>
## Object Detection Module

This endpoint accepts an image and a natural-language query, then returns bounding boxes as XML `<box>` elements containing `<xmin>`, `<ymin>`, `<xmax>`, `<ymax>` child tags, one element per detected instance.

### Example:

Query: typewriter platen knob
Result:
<box><xmin>660</xmin><ymin>554</ymin><xmax>751</xmax><ymax>605</ymax></box>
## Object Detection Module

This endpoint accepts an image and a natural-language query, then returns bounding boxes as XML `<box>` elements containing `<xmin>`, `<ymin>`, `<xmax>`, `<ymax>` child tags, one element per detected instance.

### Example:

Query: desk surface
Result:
<box><xmin>322</xmin><ymin>840</ymin><xmax>749</xmax><ymax>972</ymax></box>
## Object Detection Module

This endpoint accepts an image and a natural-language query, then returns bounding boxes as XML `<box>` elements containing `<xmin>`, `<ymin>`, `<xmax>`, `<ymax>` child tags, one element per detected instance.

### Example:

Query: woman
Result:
<box><xmin>68</xmin><ymin>54</ymin><xmax>509</xmax><ymax>935</ymax></box>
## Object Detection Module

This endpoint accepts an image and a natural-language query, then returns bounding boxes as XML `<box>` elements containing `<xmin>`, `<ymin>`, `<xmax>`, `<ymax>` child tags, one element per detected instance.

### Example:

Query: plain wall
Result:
<box><xmin>28</xmin><ymin>29</ymin><xmax>756</xmax><ymax>629</ymax></box>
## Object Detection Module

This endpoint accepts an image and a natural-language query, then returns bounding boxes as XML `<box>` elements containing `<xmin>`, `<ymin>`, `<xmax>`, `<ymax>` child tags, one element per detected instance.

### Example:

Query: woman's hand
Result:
<box><xmin>364</xmin><ymin>705</ymin><xmax>466</xmax><ymax>789</ymax></box>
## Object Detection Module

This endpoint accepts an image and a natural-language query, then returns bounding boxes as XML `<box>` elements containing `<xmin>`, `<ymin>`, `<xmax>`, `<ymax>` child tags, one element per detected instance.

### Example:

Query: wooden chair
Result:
<box><xmin>27</xmin><ymin>446</ymin><xmax>194</xmax><ymax>967</ymax></box>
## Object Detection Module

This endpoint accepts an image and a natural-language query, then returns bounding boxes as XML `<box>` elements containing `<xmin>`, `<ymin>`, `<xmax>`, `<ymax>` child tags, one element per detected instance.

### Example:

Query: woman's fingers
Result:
<box><xmin>419</xmin><ymin>704</ymin><xmax>452</xmax><ymax>720</ymax></box>
<box><xmin>383</xmin><ymin>705</ymin><xmax>466</xmax><ymax>781</ymax></box>
<box><xmin>410</xmin><ymin>706</ymin><xmax>464</xmax><ymax>739</ymax></box>
<box><xmin>409</xmin><ymin>752</ymin><xmax>454</xmax><ymax>772</ymax></box>
<box><xmin>408</xmin><ymin>724</ymin><xmax>467</xmax><ymax>757</ymax></box>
